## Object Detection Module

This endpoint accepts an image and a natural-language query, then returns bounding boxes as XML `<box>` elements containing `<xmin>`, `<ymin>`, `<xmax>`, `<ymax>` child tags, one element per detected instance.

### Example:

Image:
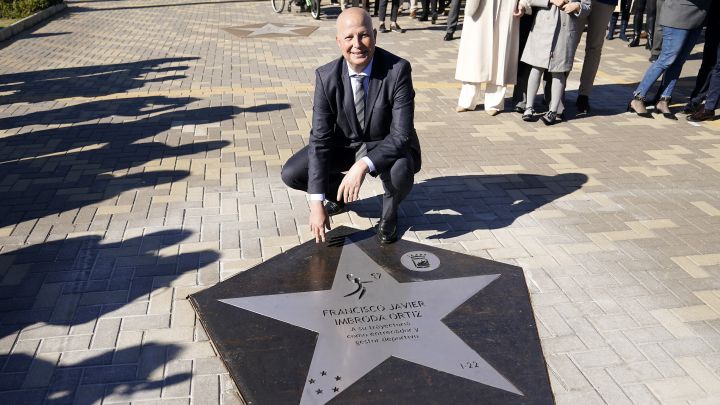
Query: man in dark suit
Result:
<box><xmin>281</xmin><ymin>8</ymin><xmax>421</xmax><ymax>244</ymax></box>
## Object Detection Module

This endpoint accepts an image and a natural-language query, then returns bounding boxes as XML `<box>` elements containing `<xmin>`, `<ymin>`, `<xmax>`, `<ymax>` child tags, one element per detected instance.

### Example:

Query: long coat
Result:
<box><xmin>455</xmin><ymin>0</ymin><xmax>521</xmax><ymax>85</ymax></box>
<box><xmin>520</xmin><ymin>0</ymin><xmax>591</xmax><ymax>72</ymax></box>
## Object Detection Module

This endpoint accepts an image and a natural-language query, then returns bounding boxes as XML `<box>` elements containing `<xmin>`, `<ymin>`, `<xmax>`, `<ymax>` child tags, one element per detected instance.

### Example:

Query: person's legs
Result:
<box><xmin>483</xmin><ymin>84</ymin><xmax>506</xmax><ymax>114</ymax></box>
<box><xmin>689</xmin><ymin>19</ymin><xmax>720</xmax><ymax>103</ymax></box>
<box><xmin>618</xmin><ymin>0</ymin><xmax>631</xmax><ymax>42</ymax></box>
<box><xmin>628</xmin><ymin>0</ymin><xmax>645</xmax><ymax>47</ymax></box>
<box><xmin>549</xmin><ymin>72</ymin><xmax>567</xmax><ymax>113</ymax></box>
<box><xmin>704</xmin><ymin>60</ymin><xmax>720</xmax><ymax>111</ymax></box>
<box><xmin>390</xmin><ymin>0</ymin><xmax>400</xmax><ymax>21</ymax></box>
<box><xmin>379</xmin><ymin>155</ymin><xmax>415</xmax><ymax>222</ymax></box>
<box><xmin>658</xmin><ymin>26</ymin><xmax>703</xmax><ymax>99</ymax></box>
<box><xmin>444</xmin><ymin>0</ymin><xmax>461</xmax><ymax>37</ymax></box>
<box><xmin>458</xmin><ymin>83</ymin><xmax>482</xmax><ymax>110</ymax></box>
<box><xmin>281</xmin><ymin>146</ymin><xmax>354</xmax><ymax>201</ymax></box>
<box><xmin>513</xmin><ymin>14</ymin><xmax>535</xmax><ymax>110</ymax></box>
<box><xmin>634</xmin><ymin>25</ymin><xmax>686</xmax><ymax>99</ymax></box>
<box><xmin>526</xmin><ymin>67</ymin><xmax>544</xmax><ymax>109</ymax></box>
<box><xmin>578</xmin><ymin>2</ymin><xmax>614</xmax><ymax>99</ymax></box>
<box><xmin>379</xmin><ymin>0</ymin><xmax>389</xmax><ymax>23</ymax></box>
<box><xmin>484</xmin><ymin>84</ymin><xmax>507</xmax><ymax>112</ymax></box>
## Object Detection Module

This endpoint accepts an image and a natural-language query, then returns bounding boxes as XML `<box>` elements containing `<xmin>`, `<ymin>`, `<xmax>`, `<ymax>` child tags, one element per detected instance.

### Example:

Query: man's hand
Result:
<box><xmin>550</xmin><ymin>0</ymin><xmax>566</xmax><ymax>7</ymax></box>
<box><xmin>309</xmin><ymin>200</ymin><xmax>330</xmax><ymax>243</ymax></box>
<box><xmin>561</xmin><ymin>1</ymin><xmax>580</xmax><ymax>13</ymax></box>
<box><xmin>337</xmin><ymin>160</ymin><xmax>369</xmax><ymax>204</ymax></box>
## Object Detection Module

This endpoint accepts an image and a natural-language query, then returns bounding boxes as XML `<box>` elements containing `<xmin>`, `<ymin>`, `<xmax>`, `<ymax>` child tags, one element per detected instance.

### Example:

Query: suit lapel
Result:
<box><xmin>341</xmin><ymin>62</ymin><xmax>363</xmax><ymax>139</ymax></box>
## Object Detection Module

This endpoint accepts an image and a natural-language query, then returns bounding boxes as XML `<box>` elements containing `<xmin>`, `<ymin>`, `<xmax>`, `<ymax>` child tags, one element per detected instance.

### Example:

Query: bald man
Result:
<box><xmin>281</xmin><ymin>8</ymin><xmax>421</xmax><ymax>244</ymax></box>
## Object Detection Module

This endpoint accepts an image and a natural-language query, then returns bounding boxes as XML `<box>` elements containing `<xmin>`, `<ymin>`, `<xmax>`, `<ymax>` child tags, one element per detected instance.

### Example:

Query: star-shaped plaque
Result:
<box><xmin>224</xmin><ymin>23</ymin><xmax>318</xmax><ymax>39</ymax></box>
<box><xmin>190</xmin><ymin>227</ymin><xmax>553</xmax><ymax>404</ymax></box>
<box><xmin>221</xmin><ymin>241</ymin><xmax>521</xmax><ymax>404</ymax></box>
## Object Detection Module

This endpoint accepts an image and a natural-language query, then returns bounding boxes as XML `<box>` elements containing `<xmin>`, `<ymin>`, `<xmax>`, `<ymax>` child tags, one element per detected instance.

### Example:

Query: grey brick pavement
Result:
<box><xmin>1</xmin><ymin>0</ymin><xmax>720</xmax><ymax>403</ymax></box>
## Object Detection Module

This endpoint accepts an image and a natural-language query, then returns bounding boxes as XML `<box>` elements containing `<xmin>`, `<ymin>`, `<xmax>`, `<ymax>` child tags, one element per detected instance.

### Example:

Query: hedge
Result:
<box><xmin>0</xmin><ymin>0</ymin><xmax>63</xmax><ymax>19</ymax></box>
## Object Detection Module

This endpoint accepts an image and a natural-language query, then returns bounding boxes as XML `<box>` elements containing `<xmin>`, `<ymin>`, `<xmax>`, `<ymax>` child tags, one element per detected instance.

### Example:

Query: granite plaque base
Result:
<box><xmin>189</xmin><ymin>227</ymin><xmax>553</xmax><ymax>404</ymax></box>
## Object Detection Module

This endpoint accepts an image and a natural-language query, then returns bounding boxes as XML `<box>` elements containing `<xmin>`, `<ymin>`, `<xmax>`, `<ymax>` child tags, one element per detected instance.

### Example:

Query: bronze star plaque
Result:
<box><xmin>190</xmin><ymin>226</ymin><xmax>553</xmax><ymax>404</ymax></box>
<box><xmin>224</xmin><ymin>23</ymin><xmax>318</xmax><ymax>39</ymax></box>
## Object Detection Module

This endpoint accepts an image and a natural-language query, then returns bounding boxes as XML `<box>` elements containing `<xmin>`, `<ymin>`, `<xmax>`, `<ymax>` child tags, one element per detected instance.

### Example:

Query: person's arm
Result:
<box><xmin>307</xmin><ymin>69</ymin><xmax>336</xmax><ymax>243</ymax></box>
<box><xmin>561</xmin><ymin>0</ymin><xmax>590</xmax><ymax>16</ymax></box>
<box><xmin>364</xmin><ymin>60</ymin><xmax>415</xmax><ymax>174</ymax></box>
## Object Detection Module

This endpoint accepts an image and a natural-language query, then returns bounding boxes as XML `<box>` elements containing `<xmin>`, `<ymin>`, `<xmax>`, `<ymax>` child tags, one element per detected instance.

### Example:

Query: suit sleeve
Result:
<box><xmin>366</xmin><ymin>60</ymin><xmax>415</xmax><ymax>174</ymax></box>
<box><xmin>307</xmin><ymin>69</ymin><xmax>335</xmax><ymax>195</ymax></box>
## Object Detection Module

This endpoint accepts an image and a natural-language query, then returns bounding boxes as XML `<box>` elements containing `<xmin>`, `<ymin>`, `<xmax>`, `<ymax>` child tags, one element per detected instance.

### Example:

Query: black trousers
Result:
<box><xmin>379</xmin><ymin>0</ymin><xmax>400</xmax><ymax>22</ymax></box>
<box><xmin>281</xmin><ymin>145</ymin><xmax>416</xmax><ymax>221</ymax></box>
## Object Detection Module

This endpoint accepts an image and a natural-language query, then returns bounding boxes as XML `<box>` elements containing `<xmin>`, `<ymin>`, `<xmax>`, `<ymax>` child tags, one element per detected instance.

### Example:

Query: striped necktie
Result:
<box><xmin>351</xmin><ymin>74</ymin><xmax>365</xmax><ymax>131</ymax></box>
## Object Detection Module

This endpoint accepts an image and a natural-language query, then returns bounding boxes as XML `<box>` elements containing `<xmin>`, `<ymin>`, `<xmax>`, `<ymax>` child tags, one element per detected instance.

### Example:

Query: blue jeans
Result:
<box><xmin>634</xmin><ymin>25</ymin><xmax>703</xmax><ymax>100</ymax></box>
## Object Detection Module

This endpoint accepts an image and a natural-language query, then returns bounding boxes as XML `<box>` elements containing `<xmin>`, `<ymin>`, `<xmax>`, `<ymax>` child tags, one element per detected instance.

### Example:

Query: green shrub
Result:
<box><xmin>0</xmin><ymin>0</ymin><xmax>63</xmax><ymax>19</ymax></box>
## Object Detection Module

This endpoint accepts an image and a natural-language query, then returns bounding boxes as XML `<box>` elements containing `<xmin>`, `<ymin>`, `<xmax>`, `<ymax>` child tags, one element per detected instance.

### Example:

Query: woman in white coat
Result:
<box><xmin>454</xmin><ymin>0</ymin><xmax>524</xmax><ymax>115</ymax></box>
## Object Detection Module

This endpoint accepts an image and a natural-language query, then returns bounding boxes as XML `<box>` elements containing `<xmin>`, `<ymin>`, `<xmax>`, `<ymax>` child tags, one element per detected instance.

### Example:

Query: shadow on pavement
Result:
<box><xmin>352</xmin><ymin>173</ymin><xmax>589</xmax><ymax>239</ymax></box>
<box><xmin>0</xmin><ymin>57</ymin><xmax>197</xmax><ymax>105</ymax></box>
<box><xmin>0</xmin><ymin>102</ymin><xmax>239</xmax><ymax>228</ymax></box>
<box><xmin>0</xmin><ymin>229</ymin><xmax>218</xmax><ymax>401</ymax></box>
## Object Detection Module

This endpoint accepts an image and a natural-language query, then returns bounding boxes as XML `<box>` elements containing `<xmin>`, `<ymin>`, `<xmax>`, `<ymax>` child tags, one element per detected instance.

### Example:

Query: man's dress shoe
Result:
<box><xmin>325</xmin><ymin>200</ymin><xmax>347</xmax><ymax>216</ymax></box>
<box><xmin>376</xmin><ymin>219</ymin><xmax>398</xmax><ymax>244</ymax></box>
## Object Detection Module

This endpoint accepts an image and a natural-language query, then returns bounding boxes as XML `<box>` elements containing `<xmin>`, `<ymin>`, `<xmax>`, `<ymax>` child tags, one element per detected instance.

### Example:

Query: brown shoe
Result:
<box><xmin>687</xmin><ymin>108</ymin><xmax>715</xmax><ymax>122</ymax></box>
<box><xmin>409</xmin><ymin>9</ymin><xmax>416</xmax><ymax>18</ymax></box>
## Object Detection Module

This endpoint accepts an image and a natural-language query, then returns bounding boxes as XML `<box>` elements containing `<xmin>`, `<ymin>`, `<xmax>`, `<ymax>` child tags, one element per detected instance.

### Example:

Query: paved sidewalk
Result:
<box><xmin>1</xmin><ymin>0</ymin><xmax>719</xmax><ymax>403</ymax></box>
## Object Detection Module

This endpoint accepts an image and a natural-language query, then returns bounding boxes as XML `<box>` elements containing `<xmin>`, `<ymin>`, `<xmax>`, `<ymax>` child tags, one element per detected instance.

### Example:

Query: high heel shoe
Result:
<box><xmin>654</xmin><ymin>97</ymin><xmax>677</xmax><ymax>120</ymax></box>
<box><xmin>627</xmin><ymin>95</ymin><xmax>653</xmax><ymax>118</ymax></box>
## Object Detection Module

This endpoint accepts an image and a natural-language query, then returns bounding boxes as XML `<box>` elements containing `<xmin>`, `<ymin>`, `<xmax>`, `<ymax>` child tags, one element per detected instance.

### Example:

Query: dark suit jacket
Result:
<box><xmin>307</xmin><ymin>47</ymin><xmax>422</xmax><ymax>195</ymax></box>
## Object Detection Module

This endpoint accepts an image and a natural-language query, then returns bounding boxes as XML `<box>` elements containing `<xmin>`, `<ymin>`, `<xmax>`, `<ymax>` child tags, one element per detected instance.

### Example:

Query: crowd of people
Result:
<box><xmin>281</xmin><ymin>5</ymin><xmax>716</xmax><ymax>244</ymax></box>
<box><xmin>325</xmin><ymin>0</ymin><xmax>718</xmax><ymax>124</ymax></box>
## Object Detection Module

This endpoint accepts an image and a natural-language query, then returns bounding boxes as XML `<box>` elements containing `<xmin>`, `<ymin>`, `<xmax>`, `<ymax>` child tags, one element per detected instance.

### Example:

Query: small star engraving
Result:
<box><xmin>335</xmin><ymin>375</ymin><xmax>341</xmax><ymax>381</ymax></box>
<box><xmin>247</xmin><ymin>23</ymin><xmax>303</xmax><ymax>37</ymax></box>
<box><xmin>321</xmin><ymin>370</ymin><xmax>327</xmax><ymax>376</ymax></box>
<box><xmin>308</xmin><ymin>378</ymin><xmax>315</xmax><ymax>384</ymax></box>
<box><xmin>333</xmin><ymin>387</ymin><xmax>339</xmax><ymax>392</ymax></box>
<box><xmin>315</xmin><ymin>389</ymin><xmax>323</xmax><ymax>395</ymax></box>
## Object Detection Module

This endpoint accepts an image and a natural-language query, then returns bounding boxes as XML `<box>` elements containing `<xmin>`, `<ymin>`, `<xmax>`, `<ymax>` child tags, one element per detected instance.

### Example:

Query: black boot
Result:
<box><xmin>619</xmin><ymin>14</ymin><xmax>630</xmax><ymax>42</ymax></box>
<box><xmin>628</xmin><ymin>11</ymin><xmax>642</xmax><ymax>47</ymax></box>
<box><xmin>606</xmin><ymin>12</ymin><xmax>618</xmax><ymax>40</ymax></box>
<box><xmin>645</xmin><ymin>14</ymin><xmax>655</xmax><ymax>50</ymax></box>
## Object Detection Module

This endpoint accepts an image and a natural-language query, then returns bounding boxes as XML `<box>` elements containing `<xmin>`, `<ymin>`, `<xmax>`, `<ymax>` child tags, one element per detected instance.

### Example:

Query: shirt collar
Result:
<box><xmin>346</xmin><ymin>58</ymin><xmax>373</xmax><ymax>78</ymax></box>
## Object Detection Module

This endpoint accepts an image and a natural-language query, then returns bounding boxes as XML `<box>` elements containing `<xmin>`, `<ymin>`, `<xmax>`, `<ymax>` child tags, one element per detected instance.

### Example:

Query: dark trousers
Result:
<box><xmin>512</xmin><ymin>13</ymin><xmax>535</xmax><ymax>109</ymax></box>
<box><xmin>445</xmin><ymin>0</ymin><xmax>461</xmax><ymax>34</ymax></box>
<box><xmin>281</xmin><ymin>145</ymin><xmax>416</xmax><ymax>221</ymax></box>
<box><xmin>379</xmin><ymin>0</ymin><xmax>400</xmax><ymax>22</ymax></box>
<box><xmin>420</xmin><ymin>0</ymin><xmax>437</xmax><ymax>17</ymax></box>
<box><xmin>690</xmin><ymin>1</ymin><xmax>720</xmax><ymax>104</ymax></box>
<box><xmin>703</xmin><ymin>42</ymin><xmax>720</xmax><ymax>111</ymax></box>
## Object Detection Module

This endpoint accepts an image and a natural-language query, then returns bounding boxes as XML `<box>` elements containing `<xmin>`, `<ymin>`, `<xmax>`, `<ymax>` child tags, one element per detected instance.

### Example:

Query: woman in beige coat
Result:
<box><xmin>454</xmin><ymin>0</ymin><xmax>524</xmax><ymax>115</ymax></box>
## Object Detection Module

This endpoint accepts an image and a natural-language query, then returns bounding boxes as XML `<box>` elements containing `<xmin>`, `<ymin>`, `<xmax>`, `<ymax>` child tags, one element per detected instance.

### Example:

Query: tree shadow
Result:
<box><xmin>0</xmin><ymin>57</ymin><xmax>197</xmax><ymax>105</ymax></box>
<box><xmin>351</xmin><ymin>173</ymin><xmax>588</xmax><ymax>239</ymax></box>
<box><xmin>0</xmin><ymin>229</ymin><xmax>217</xmax><ymax>402</ymax></box>
<box><xmin>0</xmin><ymin>343</ymin><xmax>192</xmax><ymax>404</ymax></box>
<box><xmin>0</xmin><ymin>101</ymin><xmax>241</xmax><ymax>228</ymax></box>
